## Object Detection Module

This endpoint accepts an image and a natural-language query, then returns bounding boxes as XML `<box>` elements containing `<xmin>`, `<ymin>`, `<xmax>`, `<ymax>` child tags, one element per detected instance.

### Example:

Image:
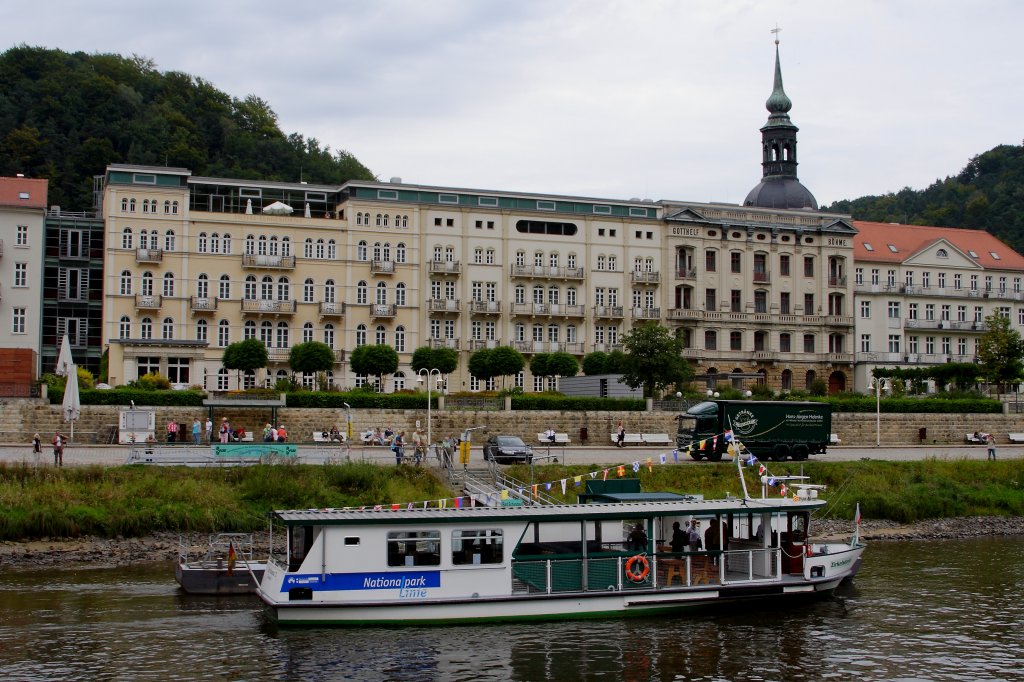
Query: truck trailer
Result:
<box><xmin>677</xmin><ymin>400</ymin><xmax>831</xmax><ymax>461</ymax></box>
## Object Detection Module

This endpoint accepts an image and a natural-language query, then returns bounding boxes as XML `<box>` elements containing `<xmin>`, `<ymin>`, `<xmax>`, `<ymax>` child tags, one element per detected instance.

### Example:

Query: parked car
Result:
<box><xmin>482</xmin><ymin>435</ymin><xmax>533</xmax><ymax>464</ymax></box>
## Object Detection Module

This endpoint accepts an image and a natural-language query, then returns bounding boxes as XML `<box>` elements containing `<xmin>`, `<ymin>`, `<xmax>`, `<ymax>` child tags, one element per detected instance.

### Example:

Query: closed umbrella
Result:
<box><xmin>56</xmin><ymin>334</ymin><xmax>74</xmax><ymax>377</ymax></box>
<box><xmin>56</xmin><ymin>335</ymin><xmax>80</xmax><ymax>442</ymax></box>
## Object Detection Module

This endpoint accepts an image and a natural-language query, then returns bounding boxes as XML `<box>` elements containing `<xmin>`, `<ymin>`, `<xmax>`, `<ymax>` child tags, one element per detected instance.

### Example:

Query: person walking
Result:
<box><xmin>191</xmin><ymin>418</ymin><xmax>202</xmax><ymax>445</ymax></box>
<box><xmin>393</xmin><ymin>431</ymin><xmax>405</xmax><ymax>465</ymax></box>
<box><xmin>987</xmin><ymin>433</ymin><xmax>997</xmax><ymax>460</ymax></box>
<box><xmin>52</xmin><ymin>431</ymin><xmax>65</xmax><ymax>467</ymax></box>
<box><xmin>616</xmin><ymin>421</ymin><xmax>626</xmax><ymax>448</ymax></box>
<box><xmin>205</xmin><ymin>417</ymin><xmax>213</xmax><ymax>443</ymax></box>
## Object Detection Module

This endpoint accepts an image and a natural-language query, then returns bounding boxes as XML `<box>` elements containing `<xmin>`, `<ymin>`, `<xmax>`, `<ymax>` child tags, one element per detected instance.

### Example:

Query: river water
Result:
<box><xmin>1</xmin><ymin>538</ymin><xmax>1022</xmax><ymax>681</ymax></box>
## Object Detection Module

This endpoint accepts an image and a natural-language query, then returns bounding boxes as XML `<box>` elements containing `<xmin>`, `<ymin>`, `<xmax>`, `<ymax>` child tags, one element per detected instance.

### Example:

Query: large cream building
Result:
<box><xmin>100</xmin><ymin>43</ymin><xmax>861</xmax><ymax>394</ymax></box>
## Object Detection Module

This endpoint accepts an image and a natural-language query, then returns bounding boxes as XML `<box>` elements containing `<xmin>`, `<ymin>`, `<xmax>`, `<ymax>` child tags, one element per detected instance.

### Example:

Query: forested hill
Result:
<box><xmin>824</xmin><ymin>143</ymin><xmax>1024</xmax><ymax>252</ymax></box>
<box><xmin>0</xmin><ymin>45</ymin><xmax>375</xmax><ymax>211</ymax></box>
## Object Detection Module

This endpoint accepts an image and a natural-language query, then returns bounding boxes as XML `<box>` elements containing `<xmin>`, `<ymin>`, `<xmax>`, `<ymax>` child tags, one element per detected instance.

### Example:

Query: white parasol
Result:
<box><xmin>262</xmin><ymin>201</ymin><xmax>294</xmax><ymax>216</ymax></box>
<box><xmin>56</xmin><ymin>335</ymin><xmax>80</xmax><ymax>442</ymax></box>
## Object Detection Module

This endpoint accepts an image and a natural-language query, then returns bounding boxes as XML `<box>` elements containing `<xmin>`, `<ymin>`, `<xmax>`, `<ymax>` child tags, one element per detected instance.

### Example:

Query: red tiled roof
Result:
<box><xmin>852</xmin><ymin>220</ymin><xmax>1024</xmax><ymax>270</ymax></box>
<box><xmin>0</xmin><ymin>177</ymin><xmax>48</xmax><ymax>209</ymax></box>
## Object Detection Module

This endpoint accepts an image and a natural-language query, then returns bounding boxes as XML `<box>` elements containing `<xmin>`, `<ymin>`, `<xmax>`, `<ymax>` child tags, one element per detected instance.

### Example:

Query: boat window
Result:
<box><xmin>451</xmin><ymin>529</ymin><xmax>503</xmax><ymax>565</ymax></box>
<box><xmin>387</xmin><ymin>531</ymin><xmax>441</xmax><ymax>567</ymax></box>
<box><xmin>344</xmin><ymin>537</ymin><xmax>360</xmax><ymax>546</ymax></box>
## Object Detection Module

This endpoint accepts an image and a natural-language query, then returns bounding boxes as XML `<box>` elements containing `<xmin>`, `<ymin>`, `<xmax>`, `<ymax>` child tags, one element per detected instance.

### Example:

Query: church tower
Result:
<box><xmin>744</xmin><ymin>37</ymin><xmax>818</xmax><ymax>210</ymax></box>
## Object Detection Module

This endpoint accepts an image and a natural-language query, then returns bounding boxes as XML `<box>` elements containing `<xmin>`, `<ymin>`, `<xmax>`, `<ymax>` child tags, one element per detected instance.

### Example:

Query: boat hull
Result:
<box><xmin>175</xmin><ymin>561</ymin><xmax>266</xmax><ymax>595</ymax></box>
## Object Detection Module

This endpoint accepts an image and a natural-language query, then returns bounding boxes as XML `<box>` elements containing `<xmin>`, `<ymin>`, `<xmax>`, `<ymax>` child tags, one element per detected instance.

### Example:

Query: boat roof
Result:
<box><xmin>272</xmin><ymin>496</ymin><xmax>824</xmax><ymax>527</ymax></box>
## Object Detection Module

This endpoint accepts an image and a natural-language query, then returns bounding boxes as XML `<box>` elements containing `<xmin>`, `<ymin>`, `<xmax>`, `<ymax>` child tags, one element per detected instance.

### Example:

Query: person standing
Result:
<box><xmin>670</xmin><ymin>521</ymin><xmax>686</xmax><ymax>554</ymax></box>
<box><xmin>616</xmin><ymin>421</ymin><xmax>626</xmax><ymax>448</ymax></box>
<box><xmin>277</xmin><ymin>425</ymin><xmax>287</xmax><ymax>442</ymax></box>
<box><xmin>687</xmin><ymin>519</ymin><xmax>702</xmax><ymax>552</ymax></box>
<box><xmin>52</xmin><ymin>431</ymin><xmax>65</xmax><ymax>467</ymax></box>
<box><xmin>393</xmin><ymin>431</ymin><xmax>405</xmax><ymax>465</ymax></box>
<box><xmin>219</xmin><ymin>417</ymin><xmax>230</xmax><ymax>443</ymax></box>
<box><xmin>166</xmin><ymin>419</ymin><xmax>178</xmax><ymax>443</ymax></box>
<box><xmin>987</xmin><ymin>433</ymin><xmax>997</xmax><ymax>460</ymax></box>
<box><xmin>191</xmin><ymin>418</ymin><xmax>201</xmax><ymax>445</ymax></box>
<box><xmin>205</xmin><ymin>417</ymin><xmax>213</xmax><ymax>443</ymax></box>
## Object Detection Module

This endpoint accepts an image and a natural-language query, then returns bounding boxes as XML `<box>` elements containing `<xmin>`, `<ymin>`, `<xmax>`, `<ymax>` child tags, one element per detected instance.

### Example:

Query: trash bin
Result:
<box><xmin>918</xmin><ymin>427</ymin><xmax>927</xmax><ymax>444</ymax></box>
<box><xmin>579</xmin><ymin>427</ymin><xmax>588</xmax><ymax>443</ymax></box>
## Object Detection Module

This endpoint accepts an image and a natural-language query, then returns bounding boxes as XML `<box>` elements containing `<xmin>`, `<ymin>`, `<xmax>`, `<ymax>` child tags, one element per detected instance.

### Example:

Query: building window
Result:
<box><xmin>779</xmin><ymin>254</ymin><xmax>790</xmax><ymax>277</ymax></box>
<box><xmin>12</xmin><ymin>307</ymin><xmax>26</xmax><ymax>334</ymax></box>
<box><xmin>14</xmin><ymin>262</ymin><xmax>27</xmax><ymax>287</ymax></box>
<box><xmin>729</xmin><ymin>331</ymin><xmax>742</xmax><ymax>351</ymax></box>
<box><xmin>860</xmin><ymin>300</ymin><xmax>871</xmax><ymax>318</ymax></box>
<box><xmin>704</xmin><ymin>330</ymin><xmax>717</xmax><ymax>350</ymax></box>
<box><xmin>730</xmin><ymin>252</ymin><xmax>742</xmax><ymax>274</ymax></box>
<box><xmin>355</xmin><ymin>324</ymin><xmax>365</xmax><ymax>347</ymax></box>
<box><xmin>163</xmin><ymin>273</ymin><xmax>175</xmax><ymax>297</ymax></box>
<box><xmin>162</xmin><ymin>318</ymin><xmax>174</xmax><ymax>340</ymax></box>
<box><xmin>803</xmin><ymin>256</ymin><xmax>814</xmax><ymax>278</ymax></box>
<box><xmin>803</xmin><ymin>334</ymin><xmax>814</xmax><ymax>353</ymax></box>
<box><xmin>140</xmin><ymin>317</ymin><xmax>153</xmax><ymax>340</ymax></box>
<box><xmin>888</xmin><ymin>335</ymin><xmax>901</xmax><ymax>353</ymax></box>
<box><xmin>779</xmin><ymin>333</ymin><xmax>791</xmax><ymax>353</ymax></box>
<box><xmin>324</xmin><ymin>324</ymin><xmax>335</xmax><ymax>348</ymax></box>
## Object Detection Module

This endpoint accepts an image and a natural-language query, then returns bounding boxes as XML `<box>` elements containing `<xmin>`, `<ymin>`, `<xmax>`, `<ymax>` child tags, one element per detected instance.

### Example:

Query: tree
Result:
<box><xmin>582</xmin><ymin>351</ymin><xmax>608</xmax><ymax>375</ymax></box>
<box><xmin>490</xmin><ymin>346</ymin><xmax>525</xmax><ymax>387</ymax></box>
<box><xmin>288</xmin><ymin>341</ymin><xmax>335</xmax><ymax>387</ymax></box>
<box><xmin>529</xmin><ymin>352</ymin><xmax>579</xmax><ymax>388</ymax></box>
<box><xmin>977</xmin><ymin>314</ymin><xmax>1024</xmax><ymax>390</ymax></box>
<box><xmin>411</xmin><ymin>346</ymin><xmax>458</xmax><ymax>374</ymax></box>
<box><xmin>619</xmin><ymin>323</ymin><xmax>693</xmax><ymax>398</ymax></box>
<box><xmin>222</xmin><ymin>338</ymin><xmax>268</xmax><ymax>385</ymax></box>
<box><xmin>349</xmin><ymin>344</ymin><xmax>399</xmax><ymax>391</ymax></box>
<box><xmin>468</xmin><ymin>348</ymin><xmax>497</xmax><ymax>385</ymax></box>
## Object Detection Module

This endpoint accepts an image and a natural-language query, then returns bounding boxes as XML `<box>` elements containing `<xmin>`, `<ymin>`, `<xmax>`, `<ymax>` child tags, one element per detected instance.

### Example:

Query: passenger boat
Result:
<box><xmin>254</xmin><ymin>464</ymin><xmax>865</xmax><ymax>625</ymax></box>
<box><xmin>175</xmin><ymin>533</ymin><xmax>266</xmax><ymax>595</ymax></box>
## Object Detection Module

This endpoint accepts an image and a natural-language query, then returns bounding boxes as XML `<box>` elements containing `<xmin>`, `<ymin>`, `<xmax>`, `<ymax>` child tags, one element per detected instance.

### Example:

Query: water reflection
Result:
<box><xmin>1</xmin><ymin>539</ymin><xmax>1022</xmax><ymax>681</ymax></box>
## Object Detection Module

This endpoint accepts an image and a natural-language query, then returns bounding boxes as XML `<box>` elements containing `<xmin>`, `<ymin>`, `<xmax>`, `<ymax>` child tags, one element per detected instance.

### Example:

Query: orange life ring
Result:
<box><xmin>625</xmin><ymin>554</ymin><xmax>650</xmax><ymax>582</ymax></box>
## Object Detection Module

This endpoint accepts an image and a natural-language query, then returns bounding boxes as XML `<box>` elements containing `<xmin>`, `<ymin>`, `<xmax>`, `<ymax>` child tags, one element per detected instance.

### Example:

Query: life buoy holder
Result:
<box><xmin>624</xmin><ymin>554</ymin><xmax>650</xmax><ymax>583</ymax></box>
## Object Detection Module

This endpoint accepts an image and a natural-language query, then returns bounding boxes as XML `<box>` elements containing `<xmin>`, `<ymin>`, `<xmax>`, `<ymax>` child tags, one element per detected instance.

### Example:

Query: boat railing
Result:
<box><xmin>493</xmin><ymin>470</ymin><xmax>561</xmax><ymax>505</ymax></box>
<box><xmin>511</xmin><ymin>548</ymin><xmax>781</xmax><ymax>594</ymax></box>
<box><xmin>178</xmin><ymin>532</ymin><xmax>257</xmax><ymax>566</ymax></box>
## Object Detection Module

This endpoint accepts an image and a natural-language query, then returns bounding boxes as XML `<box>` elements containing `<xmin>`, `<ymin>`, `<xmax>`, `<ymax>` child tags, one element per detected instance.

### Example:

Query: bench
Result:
<box><xmin>610</xmin><ymin>433</ymin><xmax>644</xmax><ymax>446</ymax></box>
<box><xmin>965</xmin><ymin>433</ymin><xmax>986</xmax><ymax>444</ymax></box>
<box><xmin>641</xmin><ymin>433</ymin><xmax>672</xmax><ymax>446</ymax></box>
<box><xmin>313</xmin><ymin>431</ymin><xmax>346</xmax><ymax>443</ymax></box>
<box><xmin>830</xmin><ymin>433</ymin><xmax>842</xmax><ymax>446</ymax></box>
<box><xmin>1008</xmin><ymin>433</ymin><xmax>1024</xmax><ymax>444</ymax></box>
<box><xmin>537</xmin><ymin>432</ymin><xmax>571</xmax><ymax>446</ymax></box>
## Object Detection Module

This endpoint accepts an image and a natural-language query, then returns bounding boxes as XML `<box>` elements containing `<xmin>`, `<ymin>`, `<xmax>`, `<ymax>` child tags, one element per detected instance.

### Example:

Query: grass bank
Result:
<box><xmin>1</xmin><ymin>459</ymin><xmax>1022</xmax><ymax>542</ymax></box>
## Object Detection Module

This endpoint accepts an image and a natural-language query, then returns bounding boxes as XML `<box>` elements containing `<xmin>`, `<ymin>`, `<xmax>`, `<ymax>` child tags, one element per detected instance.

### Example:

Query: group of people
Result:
<box><xmin>669</xmin><ymin>519</ymin><xmax>722</xmax><ymax>554</ymax></box>
<box><xmin>33</xmin><ymin>431</ymin><xmax>66</xmax><ymax>466</ymax></box>
<box><xmin>319</xmin><ymin>426</ymin><xmax>345</xmax><ymax>443</ymax></box>
<box><xmin>165</xmin><ymin>418</ymin><xmax>215</xmax><ymax>444</ymax></box>
<box><xmin>362</xmin><ymin>427</ymin><xmax>394</xmax><ymax>446</ymax></box>
<box><xmin>262</xmin><ymin>423</ymin><xmax>289</xmax><ymax>442</ymax></box>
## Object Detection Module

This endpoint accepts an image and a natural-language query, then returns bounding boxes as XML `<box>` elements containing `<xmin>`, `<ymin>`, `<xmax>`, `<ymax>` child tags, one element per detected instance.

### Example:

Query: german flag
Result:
<box><xmin>227</xmin><ymin>541</ymin><xmax>237</xmax><ymax>576</ymax></box>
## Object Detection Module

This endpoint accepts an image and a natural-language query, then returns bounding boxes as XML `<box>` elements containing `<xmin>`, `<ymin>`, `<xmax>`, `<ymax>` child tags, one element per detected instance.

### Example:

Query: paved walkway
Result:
<box><xmin>1</xmin><ymin>442</ymin><xmax>1019</xmax><ymax>467</ymax></box>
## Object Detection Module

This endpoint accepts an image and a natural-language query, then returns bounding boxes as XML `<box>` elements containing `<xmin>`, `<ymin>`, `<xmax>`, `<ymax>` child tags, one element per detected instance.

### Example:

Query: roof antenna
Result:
<box><xmin>771</xmin><ymin>24</ymin><xmax>782</xmax><ymax>45</ymax></box>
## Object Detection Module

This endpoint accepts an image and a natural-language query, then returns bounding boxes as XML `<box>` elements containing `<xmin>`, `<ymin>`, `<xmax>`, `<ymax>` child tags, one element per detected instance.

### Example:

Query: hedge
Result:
<box><xmin>818</xmin><ymin>395</ymin><xmax>1003</xmax><ymax>414</ymax></box>
<box><xmin>510</xmin><ymin>395</ymin><xmax>646</xmax><ymax>411</ymax></box>
<box><xmin>49</xmin><ymin>388</ymin><xmax>208</xmax><ymax>407</ymax></box>
<box><xmin>284</xmin><ymin>392</ymin><xmax>432</xmax><ymax>409</ymax></box>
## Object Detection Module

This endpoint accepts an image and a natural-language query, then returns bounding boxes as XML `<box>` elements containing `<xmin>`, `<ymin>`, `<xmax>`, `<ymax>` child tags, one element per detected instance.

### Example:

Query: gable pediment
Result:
<box><xmin>664</xmin><ymin>207</ymin><xmax>709</xmax><ymax>223</ymax></box>
<box><xmin>904</xmin><ymin>238</ymin><xmax>982</xmax><ymax>269</ymax></box>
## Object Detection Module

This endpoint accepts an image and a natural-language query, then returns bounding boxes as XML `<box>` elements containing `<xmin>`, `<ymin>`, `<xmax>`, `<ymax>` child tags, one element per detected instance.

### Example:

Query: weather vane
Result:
<box><xmin>771</xmin><ymin>25</ymin><xmax>781</xmax><ymax>45</ymax></box>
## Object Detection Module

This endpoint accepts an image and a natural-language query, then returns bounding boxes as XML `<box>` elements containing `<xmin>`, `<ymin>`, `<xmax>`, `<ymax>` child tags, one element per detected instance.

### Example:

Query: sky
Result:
<box><xmin>2</xmin><ymin>0</ymin><xmax>1022</xmax><ymax>207</ymax></box>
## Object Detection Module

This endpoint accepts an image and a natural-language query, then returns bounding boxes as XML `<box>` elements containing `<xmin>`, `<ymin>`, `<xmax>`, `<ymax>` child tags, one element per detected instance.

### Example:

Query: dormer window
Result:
<box><xmin>863</xmin><ymin>243</ymin><xmax>874</xmax><ymax>252</ymax></box>
<box><xmin>887</xmin><ymin>244</ymin><xmax>898</xmax><ymax>253</ymax></box>
<box><xmin>968</xmin><ymin>250</ymin><xmax>979</xmax><ymax>258</ymax></box>
<box><xmin>991</xmin><ymin>252</ymin><xmax>1001</xmax><ymax>260</ymax></box>
<box><xmin>936</xmin><ymin>248</ymin><xmax>948</xmax><ymax>258</ymax></box>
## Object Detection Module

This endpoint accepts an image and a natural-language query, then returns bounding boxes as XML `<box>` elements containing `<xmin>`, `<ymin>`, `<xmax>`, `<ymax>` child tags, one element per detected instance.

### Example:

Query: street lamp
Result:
<box><xmin>417</xmin><ymin>368</ymin><xmax>443</xmax><ymax>460</ymax></box>
<box><xmin>872</xmin><ymin>376</ymin><xmax>892</xmax><ymax>447</ymax></box>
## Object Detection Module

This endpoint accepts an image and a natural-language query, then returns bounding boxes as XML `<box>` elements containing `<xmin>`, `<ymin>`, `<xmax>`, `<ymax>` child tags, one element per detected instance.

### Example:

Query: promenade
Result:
<box><xmin>2</xmin><ymin>442</ymin><xmax>1020</xmax><ymax>468</ymax></box>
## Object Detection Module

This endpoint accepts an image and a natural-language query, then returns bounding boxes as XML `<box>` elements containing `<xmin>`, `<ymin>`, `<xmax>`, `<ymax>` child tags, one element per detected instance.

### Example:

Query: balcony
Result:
<box><xmin>630</xmin><ymin>271</ymin><xmax>660</xmax><ymax>284</ymax></box>
<box><xmin>136</xmin><ymin>248</ymin><xmax>163</xmax><ymax>263</ymax></box>
<box><xmin>828</xmin><ymin>275</ymin><xmax>847</xmax><ymax>287</ymax></box>
<box><xmin>468</xmin><ymin>339</ymin><xmax>502</xmax><ymax>350</ymax></box>
<box><xmin>631</xmin><ymin>307</ymin><xmax>661</xmax><ymax>321</ymax></box>
<box><xmin>751</xmin><ymin>350</ymin><xmax>777</xmax><ymax>362</ymax></box>
<box><xmin>468</xmin><ymin>300</ymin><xmax>501</xmax><ymax>315</ymax></box>
<box><xmin>190</xmin><ymin>296</ymin><xmax>218</xmax><ymax>313</ymax></box>
<box><xmin>370</xmin><ymin>303</ymin><xmax>396</xmax><ymax>318</ymax></box>
<box><xmin>593</xmin><ymin>305</ymin><xmax>624</xmax><ymax>319</ymax></box>
<box><xmin>752</xmin><ymin>271</ymin><xmax>770</xmax><ymax>283</ymax></box>
<box><xmin>512</xmin><ymin>340</ymin><xmax>585</xmax><ymax>354</ymax></box>
<box><xmin>319</xmin><ymin>301</ymin><xmax>346</xmax><ymax>317</ymax></box>
<box><xmin>667</xmin><ymin>308</ymin><xmax>703</xmax><ymax>321</ymax></box>
<box><xmin>240</xmin><ymin>299</ymin><xmax>297</xmax><ymax>315</ymax></box>
<box><xmin>427</xmin><ymin>298</ymin><xmax>461</xmax><ymax>313</ymax></box>
<box><xmin>592</xmin><ymin>342</ymin><xmax>623</xmax><ymax>353</ymax></box>
<box><xmin>550</xmin><ymin>303</ymin><xmax>585</xmax><ymax>317</ymax></box>
<box><xmin>675</xmin><ymin>268</ymin><xmax>696</xmax><ymax>280</ymax></box>
<box><xmin>242</xmin><ymin>253</ymin><xmax>295</xmax><ymax>269</ymax></box>
<box><xmin>826</xmin><ymin>352</ymin><xmax>855</xmax><ymax>364</ymax></box>
<box><xmin>428</xmin><ymin>260</ymin><xmax>461</xmax><ymax>275</ymax></box>
<box><xmin>371</xmin><ymin>260</ymin><xmax>395</xmax><ymax>274</ymax></box>
<box><xmin>135</xmin><ymin>294</ymin><xmax>162</xmax><ymax>309</ymax></box>
<box><xmin>428</xmin><ymin>338</ymin><xmax>460</xmax><ymax>350</ymax></box>
<box><xmin>510</xmin><ymin>264</ymin><xmax>585</xmax><ymax>280</ymax></box>
<box><xmin>510</xmin><ymin>302</ymin><xmax>585</xmax><ymax>317</ymax></box>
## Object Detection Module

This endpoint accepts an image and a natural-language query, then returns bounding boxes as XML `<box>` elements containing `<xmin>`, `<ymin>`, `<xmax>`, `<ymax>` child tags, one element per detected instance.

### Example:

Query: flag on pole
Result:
<box><xmin>227</xmin><ymin>541</ymin><xmax>237</xmax><ymax>576</ymax></box>
<box><xmin>851</xmin><ymin>503</ymin><xmax>862</xmax><ymax>546</ymax></box>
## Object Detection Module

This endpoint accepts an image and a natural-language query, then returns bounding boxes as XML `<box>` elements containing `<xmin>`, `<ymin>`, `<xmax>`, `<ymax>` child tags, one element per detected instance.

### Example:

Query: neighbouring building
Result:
<box><xmin>852</xmin><ymin>220</ymin><xmax>1024</xmax><ymax>389</ymax></box>
<box><xmin>0</xmin><ymin>175</ymin><xmax>48</xmax><ymax>384</ymax></box>
<box><xmin>98</xmin><ymin>41</ymin><xmax>859</xmax><ymax>395</ymax></box>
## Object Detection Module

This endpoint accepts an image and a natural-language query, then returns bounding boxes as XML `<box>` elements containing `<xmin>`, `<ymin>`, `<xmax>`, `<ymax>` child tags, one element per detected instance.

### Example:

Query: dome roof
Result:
<box><xmin>743</xmin><ymin>177</ymin><xmax>818</xmax><ymax>210</ymax></box>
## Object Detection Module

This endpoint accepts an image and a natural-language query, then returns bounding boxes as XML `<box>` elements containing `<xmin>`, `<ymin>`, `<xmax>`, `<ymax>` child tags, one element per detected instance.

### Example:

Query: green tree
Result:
<box><xmin>582</xmin><ymin>351</ymin><xmax>608</xmax><ymax>375</ymax></box>
<box><xmin>619</xmin><ymin>323</ymin><xmax>693</xmax><ymax>398</ymax></box>
<box><xmin>410</xmin><ymin>346</ymin><xmax>458</xmax><ymax>374</ymax></box>
<box><xmin>349</xmin><ymin>344</ymin><xmax>399</xmax><ymax>391</ymax></box>
<box><xmin>490</xmin><ymin>346</ymin><xmax>525</xmax><ymax>387</ymax></box>
<box><xmin>546</xmin><ymin>352</ymin><xmax>579</xmax><ymax>378</ymax></box>
<box><xmin>288</xmin><ymin>341</ymin><xmax>335</xmax><ymax>389</ymax></box>
<box><xmin>222</xmin><ymin>338</ymin><xmax>268</xmax><ymax>385</ymax></box>
<box><xmin>977</xmin><ymin>314</ymin><xmax>1024</xmax><ymax>390</ymax></box>
<box><xmin>468</xmin><ymin>348</ymin><xmax>496</xmax><ymax>385</ymax></box>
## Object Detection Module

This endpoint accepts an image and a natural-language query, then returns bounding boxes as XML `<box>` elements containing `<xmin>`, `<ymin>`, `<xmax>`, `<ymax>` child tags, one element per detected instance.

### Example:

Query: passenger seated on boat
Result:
<box><xmin>627</xmin><ymin>523</ymin><xmax>648</xmax><ymax>552</ymax></box>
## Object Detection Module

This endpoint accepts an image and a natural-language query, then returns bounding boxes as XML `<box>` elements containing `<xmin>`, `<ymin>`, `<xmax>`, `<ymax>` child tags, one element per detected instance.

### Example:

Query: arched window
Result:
<box><xmin>316</xmin><ymin>239</ymin><xmax>325</xmax><ymax>259</ymax></box>
<box><xmin>258</xmin><ymin>235</ymin><xmax>268</xmax><ymax>255</ymax></box>
<box><xmin>141</xmin><ymin>272</ymin><xmax>154</xmax><ymax>296</ymax></box>
<box><xmin>548</xmin><ymin>286</ymin><xmax>559</xmax><ymax>305</ymax></box>
<box><xmin>122</xmin><ymin>228</ymin><xmax>133</xmax><ymax>249</ymax></box>
<box><xmin>355</xmin><ymin>212</ymin><xmax>364</xmax><ymax>226</ymax></box>
<box><xmin>120</xmin><ymin>270</ymin><xmax>132</xmax><ymax>295</ymax></box>
<box><xmin>302</xmin><ymin>322</ymin><xmax>314</xmax><ymax>344</ymax></box>
<box><xmin>395</xmin><ymin>243</ymin><xmax>406</xmax><ymax>263</ymax></box>
<box><xmin>276</xmin><ymin>277</ymin><xmax>290</xmax><ymax>301</ymax></box>
<box><xmin>162</xmin><ymin>317</ymin><xmax>174</xmax><ymax>340</ymax></box>
<box><xmin>324</xmin><ymin>279</ymin><xmax>335</xmax><ymax>303</ymax></box>
<box><xmin>197</xmin><ymin>274</ymin><xmax>209</xmax><ymax>299</ymax></box>
<box><xmin>219</xmin><ymin>275</ymin><xmax>231</xmax><ymax>299</ymax></box>
<box><xmin>303</xmin><ymin>278</ymin><xmax>314</xmax><ymax>303</ymax></box>
<box><xmin>162</xmin><ymin>272</ymin><xmax>175</xmax><ymax>297</ymax></box>
<box><xmin>260</xmin><ymin>276</ymin><xmax>273</xmax><ymax>300</ymax></box>
<box><xmin>140</xmin><ymin>317</ymin><xmax>152</xmax><ymax>340</ymax></box>
<box><xmin>324</xmin><ymin>323</ymin><xmax>335</xmax><ymax>348</ymax></box>
<box><xmin>198</xmin><ymin>232</ymin><xmax>208</xmax><ymax>253</ymax></box>
<box><xmin>220</xmin><ymin>233</ymin><xmax>231</xmax><ymax>254</ymax></box>
<box><xmin>357</xmin><ymin>241</ymin><xmax>367</xmax><ymax>261</ymax></box>
<box><xmin>164</xmin><ymin>230</ymin><xmax>175</xmax><ymax>251</ymax></box>
<box><xmin>210</xmin><ymin>233</ymin><xmax>220</xmax><ymax>254</ymax></box>
<box><xmin>395</xmin><ymin>325</ymin><xmax>405</xmax><ymax>352</ymax></box>
<box><xmin>268</xmin><ymin>236</ymin><xmax>278</xmax><ymax>256</ymax></box>
<box><xmin>376</xmin><ymin>325</ymin><xmax>387</xmax><ymax>345</ymax></box>
<box><xmin>244</xmin><ymin>275</ymin><xmax>257</xmax><ymax>300</ymax></box>
<box><xmin>245</xmin><ymin>235</ymin><xmax>256</xmax><ymax>255</ymax></box>
<box><xmin>383</xmin><ymin>242</ymin><xmax>391</xmax><ymax>262</ymax></box>
<box><xmin>260</xmin><ymin>321</ymin><xmax>273</xmax><ymax>347</ymax></box>
<box><xmin>276</xmin><ymin>321</ymin><xmax>289</xmax><ymax>348</ymax></box>
<box><xmin>119</xmin><ymin>316</ymin><xmax>131</xmax><ymax>339</ymax></box>
<box><xmin>326</xmin><ymin>239</ymin><xmax>336</xmax><ymax>259</ymax></box>
<box><xmin>356</xmin><ymin>281</ymin><xmax>367</xmax><ymax>305</ymax></box>
<box><xmin>400</xmin><ymin>215</ymin><xmax>408</xmax><ymax>228</ymax></box>
<box><xmin>376</xmin><ymin>281</ymin><xmax>388</xmax><ymax>305</ymax></box>
<box><xmin>281</xmin><ymin>236</ymin><xmax>291</xmax><ymax>256</ymax></box>
<box><xmin>129</xmin><ymin>198</ymin><xmax>136</xmax><ymax>212</ymax></box>
<box><xmin>217</xmin><ymin>320</ymin><xmax>230</xmax><ymax>347</ymax></box>
<box><xmin>305</xmin><ymin>238</ymin><xmax>314</xmax><ymax>258</ymax></box>
<box><xmin>120</xmin><ymin>197</ymin><xmax>128</xmax><ymax>212</ymax></box>
<box><xmin>244</xmin><ymin>320</ymin><xmax>257</xmax><ymax>340</ymax></box>
<box><xmin>196</xmin><ymin>319</ymin><xmax>208</xmax><ymax>342</ymax></box>
<box><xmin>217</xmin><ymin>367</ymin><xmax>229</xmax><ymax>390</ymax></box>
<box><xmin>375</xmin><ymin>214</ymin><xmax>383</xmax><ymax>227</ymax></box>
<box><xmin>355</xmin><ymin>323</ymin><xmax>366</xmax><ymax>347</ymax></box>
<box><xmin>383</xmin><ymin>214</ymin><xmax>390</xmax><ymax>227</ymax></box>
<box><xmin>395</xmin><ymin>282</ymin><xmax>406</xmax><ymax>306</ymax></box>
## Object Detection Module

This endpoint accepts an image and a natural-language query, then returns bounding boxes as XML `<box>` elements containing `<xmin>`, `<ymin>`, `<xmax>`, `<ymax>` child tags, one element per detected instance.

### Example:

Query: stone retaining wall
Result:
<box><xmin>2</xmin><ymin>399</ymin><xmax>1020</xmax><ymax>446</ymax></box>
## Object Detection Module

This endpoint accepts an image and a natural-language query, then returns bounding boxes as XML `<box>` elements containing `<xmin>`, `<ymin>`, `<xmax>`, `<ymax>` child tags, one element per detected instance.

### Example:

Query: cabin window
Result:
<box><xmin>387</xmin><ymin>531</ymin><xmax>441</xmax><ymax>567</ymax></box>
<box><xmin>451</xmin><ymin>529</ymin><xmax>504</xmax><ymax>565</ymax></box>
<box><xmin>344</xmin><ymin>537</ymin><xmax>360</xmax><ymax>546</ymax></box>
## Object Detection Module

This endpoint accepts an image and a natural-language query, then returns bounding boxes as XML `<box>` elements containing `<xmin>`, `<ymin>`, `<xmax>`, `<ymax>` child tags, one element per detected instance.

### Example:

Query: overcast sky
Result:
<box><xmin>3</xmin><ymin>0</ymin><xmax>1022</xmax><ymax>207</ymax></box>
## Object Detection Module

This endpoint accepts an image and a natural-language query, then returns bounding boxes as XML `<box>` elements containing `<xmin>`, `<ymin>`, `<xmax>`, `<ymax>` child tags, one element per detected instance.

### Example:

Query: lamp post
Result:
<box><xmin>417</xmin><ymin>368</ymin><xmax>442</xmax><ymax>460</ymax></box>
<box><xmin>872</xmin><ymin>376</ymin><xmax>891</xmax><ymax>447</ymax></box>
